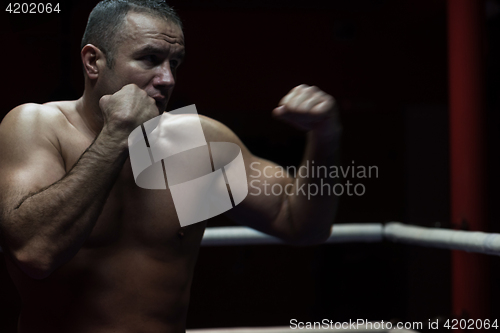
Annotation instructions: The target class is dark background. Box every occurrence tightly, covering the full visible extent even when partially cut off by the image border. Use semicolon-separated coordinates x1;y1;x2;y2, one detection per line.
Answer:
1;0;500;331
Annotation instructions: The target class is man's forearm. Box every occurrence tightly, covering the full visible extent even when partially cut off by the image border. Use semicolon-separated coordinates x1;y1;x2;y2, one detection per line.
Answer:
287;120;341;244
4;127;128;278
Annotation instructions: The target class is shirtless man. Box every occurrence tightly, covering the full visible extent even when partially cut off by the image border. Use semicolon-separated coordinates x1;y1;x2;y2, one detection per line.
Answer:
0;0;341;332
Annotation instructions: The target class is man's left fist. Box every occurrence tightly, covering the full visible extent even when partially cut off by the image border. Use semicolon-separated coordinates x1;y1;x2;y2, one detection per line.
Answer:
272;84;340;134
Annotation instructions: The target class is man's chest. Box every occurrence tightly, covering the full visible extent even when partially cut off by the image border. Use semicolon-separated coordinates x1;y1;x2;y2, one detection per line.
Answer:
58;127;207;253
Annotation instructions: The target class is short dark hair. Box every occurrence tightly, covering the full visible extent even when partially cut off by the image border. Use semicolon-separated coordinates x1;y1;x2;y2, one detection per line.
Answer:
81;0;182;68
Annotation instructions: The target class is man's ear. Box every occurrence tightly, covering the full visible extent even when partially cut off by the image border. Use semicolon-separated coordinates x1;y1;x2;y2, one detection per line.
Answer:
81;44;106;79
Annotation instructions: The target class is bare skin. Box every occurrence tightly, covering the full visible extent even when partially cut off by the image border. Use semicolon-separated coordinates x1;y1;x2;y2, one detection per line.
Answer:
0;12;341;333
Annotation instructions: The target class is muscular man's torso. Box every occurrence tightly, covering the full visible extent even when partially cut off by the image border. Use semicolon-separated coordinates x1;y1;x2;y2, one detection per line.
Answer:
5;101;207;333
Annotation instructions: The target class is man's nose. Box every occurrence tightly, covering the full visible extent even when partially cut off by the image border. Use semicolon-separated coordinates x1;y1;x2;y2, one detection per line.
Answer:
154;62;175;88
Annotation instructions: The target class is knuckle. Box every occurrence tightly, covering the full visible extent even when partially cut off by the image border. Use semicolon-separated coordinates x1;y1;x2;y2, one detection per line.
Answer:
309;86;324;94
99;95;109;106
135;89;147;98
127;84;140;94
313;92;326;101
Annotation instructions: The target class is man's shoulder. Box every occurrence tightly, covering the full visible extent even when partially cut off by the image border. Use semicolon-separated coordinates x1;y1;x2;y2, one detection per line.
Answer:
197;114;239;143
0;102;71;148
2;102;68;129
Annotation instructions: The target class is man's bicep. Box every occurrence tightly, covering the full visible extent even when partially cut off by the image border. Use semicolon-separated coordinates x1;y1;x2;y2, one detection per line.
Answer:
199;115;293;235
225;154;294;235
0;107;66;214
1;150;66;210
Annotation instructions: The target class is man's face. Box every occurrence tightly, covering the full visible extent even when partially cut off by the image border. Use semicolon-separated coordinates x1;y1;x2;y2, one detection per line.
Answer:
99;12;185;113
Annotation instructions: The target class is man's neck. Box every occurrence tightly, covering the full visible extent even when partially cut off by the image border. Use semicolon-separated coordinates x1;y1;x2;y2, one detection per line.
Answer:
77;90;105;137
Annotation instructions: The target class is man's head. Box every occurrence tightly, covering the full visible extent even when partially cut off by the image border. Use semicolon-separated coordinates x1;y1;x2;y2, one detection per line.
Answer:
81;0;182;69
81;0;185;113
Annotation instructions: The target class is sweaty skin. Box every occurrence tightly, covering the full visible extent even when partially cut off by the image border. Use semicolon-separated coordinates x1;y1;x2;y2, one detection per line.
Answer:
0;11;340;333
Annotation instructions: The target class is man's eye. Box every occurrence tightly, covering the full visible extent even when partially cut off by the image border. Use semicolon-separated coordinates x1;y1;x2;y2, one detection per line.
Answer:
142;55;158;64
170;60;179;69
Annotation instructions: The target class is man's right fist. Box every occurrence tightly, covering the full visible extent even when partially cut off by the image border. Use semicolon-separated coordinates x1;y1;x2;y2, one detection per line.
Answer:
99;84;159;135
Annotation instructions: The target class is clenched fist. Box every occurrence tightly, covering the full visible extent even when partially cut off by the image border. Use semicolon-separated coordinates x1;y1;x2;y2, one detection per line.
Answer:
99;84;159;136
272;84;341;137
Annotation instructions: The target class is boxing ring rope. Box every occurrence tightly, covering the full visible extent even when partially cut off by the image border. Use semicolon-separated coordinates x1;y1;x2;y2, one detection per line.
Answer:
201;223;500;256
384;223;500;255
201;223;383;246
